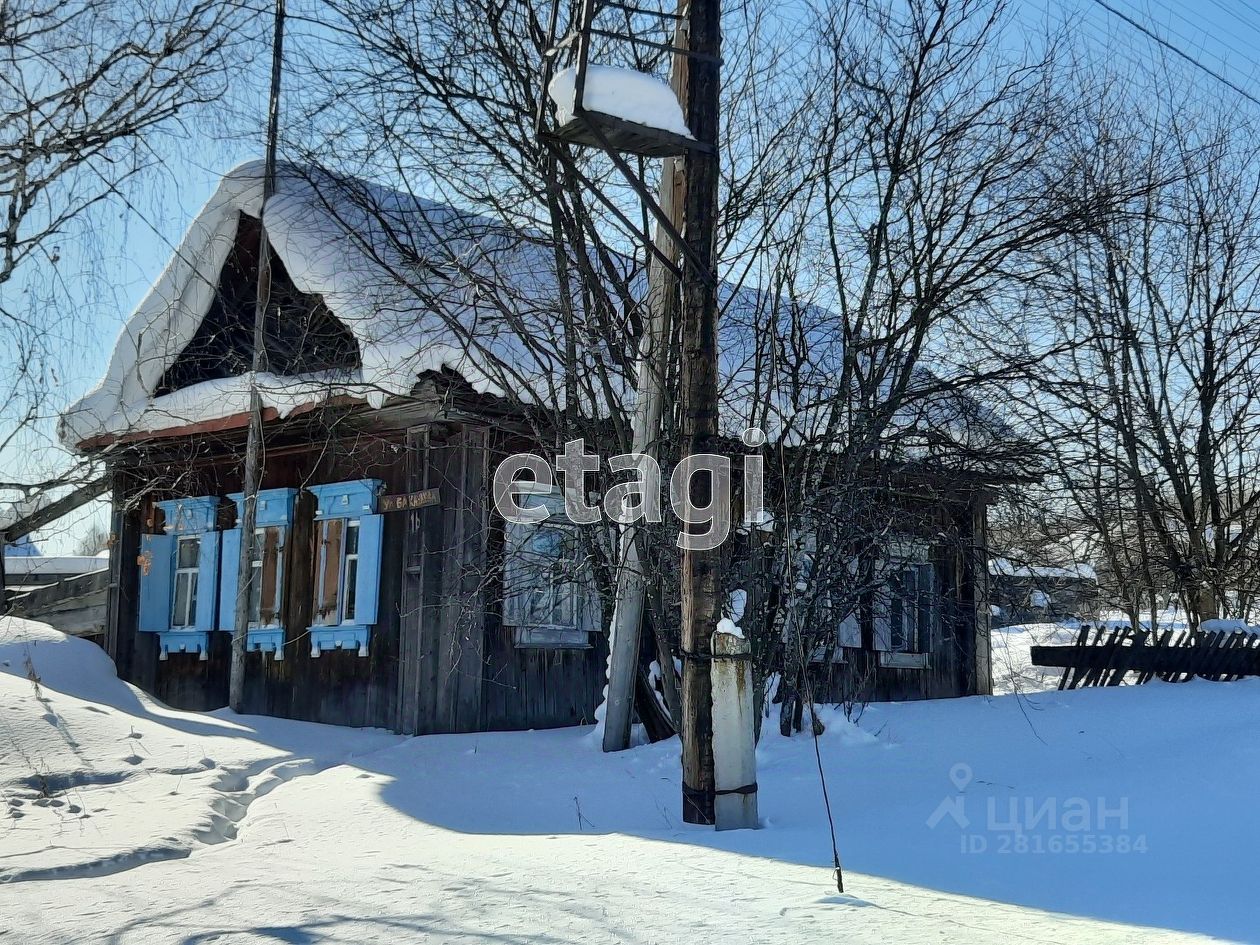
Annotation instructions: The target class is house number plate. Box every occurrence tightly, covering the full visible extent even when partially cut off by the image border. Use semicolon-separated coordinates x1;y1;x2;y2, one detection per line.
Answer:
379;488;441;512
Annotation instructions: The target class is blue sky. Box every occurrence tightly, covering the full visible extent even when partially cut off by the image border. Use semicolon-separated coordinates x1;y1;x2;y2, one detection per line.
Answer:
10;0;1260;553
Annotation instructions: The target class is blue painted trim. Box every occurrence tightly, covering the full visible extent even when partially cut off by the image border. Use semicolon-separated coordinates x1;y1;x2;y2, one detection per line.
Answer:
138;533;175;633
308;480;383;520
155;497;220;535
246;627;286;655
227;487;298;528
156;630;209;661
216;528;241;631
308;625;370;657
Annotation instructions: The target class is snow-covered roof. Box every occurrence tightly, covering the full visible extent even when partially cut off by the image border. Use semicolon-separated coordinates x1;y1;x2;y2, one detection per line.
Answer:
989;558;1098;581
61;162;1012;471
3;555;106;578
60;162;559;449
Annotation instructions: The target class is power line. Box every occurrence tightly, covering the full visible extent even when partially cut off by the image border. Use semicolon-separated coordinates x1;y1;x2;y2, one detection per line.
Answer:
1087;0;1260;108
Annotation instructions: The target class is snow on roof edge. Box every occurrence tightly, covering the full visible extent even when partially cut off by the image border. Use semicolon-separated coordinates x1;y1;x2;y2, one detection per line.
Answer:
58;162;518;451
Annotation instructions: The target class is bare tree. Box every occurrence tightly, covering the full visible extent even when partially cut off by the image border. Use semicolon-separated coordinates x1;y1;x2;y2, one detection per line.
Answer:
267;0;1081;736
1021;83;1260;630
1;0;249;505
723;0;1082;727
74;521;110;557
277;0;815;729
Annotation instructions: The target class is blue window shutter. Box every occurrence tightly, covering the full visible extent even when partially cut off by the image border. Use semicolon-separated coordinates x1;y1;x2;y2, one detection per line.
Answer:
138;534;175;633
354;514;384;625
194;531;220;631
218;528;241;631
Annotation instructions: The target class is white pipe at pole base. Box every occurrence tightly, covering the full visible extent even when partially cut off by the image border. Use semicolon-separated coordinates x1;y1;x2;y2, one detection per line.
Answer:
711;619;758;830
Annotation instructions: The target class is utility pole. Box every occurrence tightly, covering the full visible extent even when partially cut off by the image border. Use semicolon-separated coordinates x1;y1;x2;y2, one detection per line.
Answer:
678;0;721;825
229;0;285;713
0;531;7;613
602;2;689;754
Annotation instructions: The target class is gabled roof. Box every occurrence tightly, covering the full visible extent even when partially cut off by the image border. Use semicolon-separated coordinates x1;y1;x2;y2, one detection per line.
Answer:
60;161;566;450
989;558;1098;581
61;162;1013;474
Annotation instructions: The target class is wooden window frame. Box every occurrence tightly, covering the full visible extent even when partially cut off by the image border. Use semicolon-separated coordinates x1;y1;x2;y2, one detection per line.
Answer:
875;543;937;669
502;493;597;649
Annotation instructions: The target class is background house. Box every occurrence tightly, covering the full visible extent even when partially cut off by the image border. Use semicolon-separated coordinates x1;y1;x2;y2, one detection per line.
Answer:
989;557;1100;625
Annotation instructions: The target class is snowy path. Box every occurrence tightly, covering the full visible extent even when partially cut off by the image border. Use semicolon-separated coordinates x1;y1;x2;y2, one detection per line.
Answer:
3;618;1258;944
6;751;1209;945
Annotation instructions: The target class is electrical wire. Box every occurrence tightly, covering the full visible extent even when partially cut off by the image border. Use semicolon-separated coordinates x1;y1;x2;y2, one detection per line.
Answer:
767;327;845;895
1085;0;1260;108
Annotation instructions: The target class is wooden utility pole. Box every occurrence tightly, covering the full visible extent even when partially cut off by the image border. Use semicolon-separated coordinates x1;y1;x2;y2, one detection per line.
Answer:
678;0;721;825
602;4;689;754
0;531;7;613
229;0;285;713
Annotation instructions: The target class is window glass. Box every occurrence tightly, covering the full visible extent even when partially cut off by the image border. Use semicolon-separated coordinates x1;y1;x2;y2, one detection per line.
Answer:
885;560;934;653
315;519;345;625
313;517;363;625
171;536;201;628
890;567;915;652
344;557;359;622
915;563;934;648
512;524;580;629
247;526;285;627
177;536;200;569
342;520;360;624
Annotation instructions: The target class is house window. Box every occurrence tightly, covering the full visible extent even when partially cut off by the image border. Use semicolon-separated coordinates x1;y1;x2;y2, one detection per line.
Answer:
248;526;285;627
502;492;598;648
218;488;298;658
874;543;937;668
305;480;384;657
888;562;935;652
171;536;202;628
790;531;861;661
314;517;365;627
139;497;222;661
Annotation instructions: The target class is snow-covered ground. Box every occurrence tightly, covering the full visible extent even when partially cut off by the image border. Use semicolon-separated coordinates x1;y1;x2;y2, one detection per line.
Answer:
991;621;1080;693
4;616;1258;943
989;609;1241;695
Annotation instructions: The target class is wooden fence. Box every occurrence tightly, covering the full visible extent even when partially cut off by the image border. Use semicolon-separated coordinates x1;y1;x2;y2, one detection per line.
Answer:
7;568;109;641
1030;625;1260;690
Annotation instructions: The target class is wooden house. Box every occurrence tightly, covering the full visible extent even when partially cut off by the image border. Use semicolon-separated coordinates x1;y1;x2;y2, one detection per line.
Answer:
989;558;1100;625
60;162;1000;735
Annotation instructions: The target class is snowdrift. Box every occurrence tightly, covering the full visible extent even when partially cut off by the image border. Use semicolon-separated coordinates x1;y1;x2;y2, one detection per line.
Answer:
0;617;398;882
